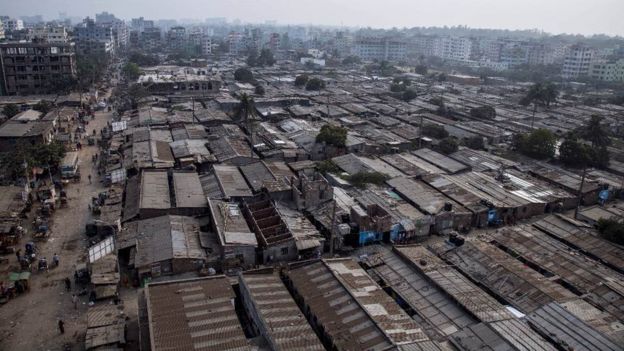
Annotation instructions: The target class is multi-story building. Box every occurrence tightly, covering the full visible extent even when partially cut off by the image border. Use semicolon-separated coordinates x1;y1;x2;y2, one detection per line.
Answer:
31;25;69;43
0;19;5;40
4;19;24;32
0;41;77;95
433;36;472;61
562;44;594;79
589;59;624;81
74;17;115;56
227;31;246;55
334;31;353;56
267;33;280;52
410;35;436;57
141;27;162;52
95;12;129;50
167;26;186;52
353;37;407;62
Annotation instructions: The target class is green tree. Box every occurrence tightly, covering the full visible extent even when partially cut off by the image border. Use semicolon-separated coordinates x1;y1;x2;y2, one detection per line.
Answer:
254;84;265;95
521;81;559;127
415;64;428;75
422;124;449;139
2;104;20;119
587;145;610;169
123;62;142;81
464;136;485;150
316;160;340;174
128;52;160;66
346;171;389;189
559;136;590;168
342;55;361;65
470;105;496;120
305;77;325;91
516;129;557;159
402;89;418;102
294;74;309;87
33;100;53;115
127;84;149;109
596;218;624;245
234;68;254;83
258;49;276;66
580;115;610;148
316;124;347;147
390;83;406;92
246;49;258;67
438;137;459;154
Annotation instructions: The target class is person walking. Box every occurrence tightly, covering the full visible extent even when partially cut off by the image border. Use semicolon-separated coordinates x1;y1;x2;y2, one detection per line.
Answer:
52;253;60;267
88;174;92;184
15;249;21;262
64;277;71;292
58;319;65;334
72;294;78;309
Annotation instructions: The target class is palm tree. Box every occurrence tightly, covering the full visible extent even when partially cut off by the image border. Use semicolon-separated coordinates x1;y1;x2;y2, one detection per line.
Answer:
234;93;258;157
521;82;558;128
582;115;610;148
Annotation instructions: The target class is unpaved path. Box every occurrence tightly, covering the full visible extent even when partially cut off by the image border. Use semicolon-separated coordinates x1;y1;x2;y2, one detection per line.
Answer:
0;107;113;351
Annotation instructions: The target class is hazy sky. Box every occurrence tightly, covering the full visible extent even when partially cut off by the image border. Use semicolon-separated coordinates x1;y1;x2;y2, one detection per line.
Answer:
2;0;623;36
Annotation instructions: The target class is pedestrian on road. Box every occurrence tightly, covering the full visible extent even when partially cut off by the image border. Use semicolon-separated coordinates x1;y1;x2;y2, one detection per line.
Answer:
72;294;78;309
64;277;71;292
15;249;21;262
88;174;92;184
53;253;60;267
58;319;65;334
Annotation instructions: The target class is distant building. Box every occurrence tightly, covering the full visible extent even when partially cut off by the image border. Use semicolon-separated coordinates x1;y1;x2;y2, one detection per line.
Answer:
562;44;594;79
0;19;5;40
353;37;407;62
167;26;186;52
589;59;624;82
4;19;24;31
433;36;472;61
0;41;77;96
73;17;115;56
31;25;69;43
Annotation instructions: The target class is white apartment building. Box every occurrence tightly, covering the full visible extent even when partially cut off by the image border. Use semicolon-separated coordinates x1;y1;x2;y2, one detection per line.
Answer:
0;20;5;40
31;26;69;43
353;37;407;62
562;45;594;79
5;19;24;31
589;59;624;82
433;37;472;61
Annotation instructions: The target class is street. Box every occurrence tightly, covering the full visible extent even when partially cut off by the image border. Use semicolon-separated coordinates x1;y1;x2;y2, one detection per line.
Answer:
0;107;112;351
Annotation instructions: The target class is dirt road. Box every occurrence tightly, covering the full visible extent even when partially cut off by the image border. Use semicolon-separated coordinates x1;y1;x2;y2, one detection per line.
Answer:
0;108;113;351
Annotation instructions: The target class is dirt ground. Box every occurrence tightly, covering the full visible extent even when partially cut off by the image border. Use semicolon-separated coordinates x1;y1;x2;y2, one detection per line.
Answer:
0;106;117;351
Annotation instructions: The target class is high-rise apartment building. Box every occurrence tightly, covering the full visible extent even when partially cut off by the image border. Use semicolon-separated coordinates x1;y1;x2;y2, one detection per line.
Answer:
589;59;624;82
562;45;594;79
74;17;115;56
0;41;77;95
353;37;406;62
31;25;69;43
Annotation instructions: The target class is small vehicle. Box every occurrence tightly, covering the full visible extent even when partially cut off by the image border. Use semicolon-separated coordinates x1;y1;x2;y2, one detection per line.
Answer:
37;258;48;272
87;136;95;146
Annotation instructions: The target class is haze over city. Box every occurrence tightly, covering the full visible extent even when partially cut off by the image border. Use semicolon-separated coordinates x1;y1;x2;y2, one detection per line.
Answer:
0;1;624;351
1;0;624;36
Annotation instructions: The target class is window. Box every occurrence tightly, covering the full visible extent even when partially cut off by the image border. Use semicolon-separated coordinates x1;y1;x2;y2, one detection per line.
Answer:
281;247;288;256
18;47;27;54
50;47;58;54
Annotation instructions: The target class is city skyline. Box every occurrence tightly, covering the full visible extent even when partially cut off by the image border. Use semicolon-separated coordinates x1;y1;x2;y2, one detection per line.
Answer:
1;0;623;37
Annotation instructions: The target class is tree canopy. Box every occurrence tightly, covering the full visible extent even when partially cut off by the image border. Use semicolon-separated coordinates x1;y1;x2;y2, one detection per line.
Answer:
122;62;142;81
342;56;361;65
254;84;265;95
438;137;459;155
346;171;389;189
402;89;418;102
514;129;557;160
578;115;610;148
520;82;558;108
463;136;485;150
316;124;347;147
0;141;66;180
247;48;276;67
2;104;20;119
559;136;591;168
128;52;160;66
415;64;428;75
597;218;624;245
470;105;496;120
234;68;254;83
305;77;326;91
294;74;309;87
422;124;449;139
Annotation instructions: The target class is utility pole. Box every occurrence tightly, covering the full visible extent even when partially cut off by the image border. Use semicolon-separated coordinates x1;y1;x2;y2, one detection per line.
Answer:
418;113;424;149
574;166;588;219
329;200;337;257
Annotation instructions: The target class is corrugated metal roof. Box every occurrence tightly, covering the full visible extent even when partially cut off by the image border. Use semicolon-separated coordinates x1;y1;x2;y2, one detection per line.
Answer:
288;260;394;351
239;272;325;350
146;276;251;351
527;302;623;351
395;246;514;322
